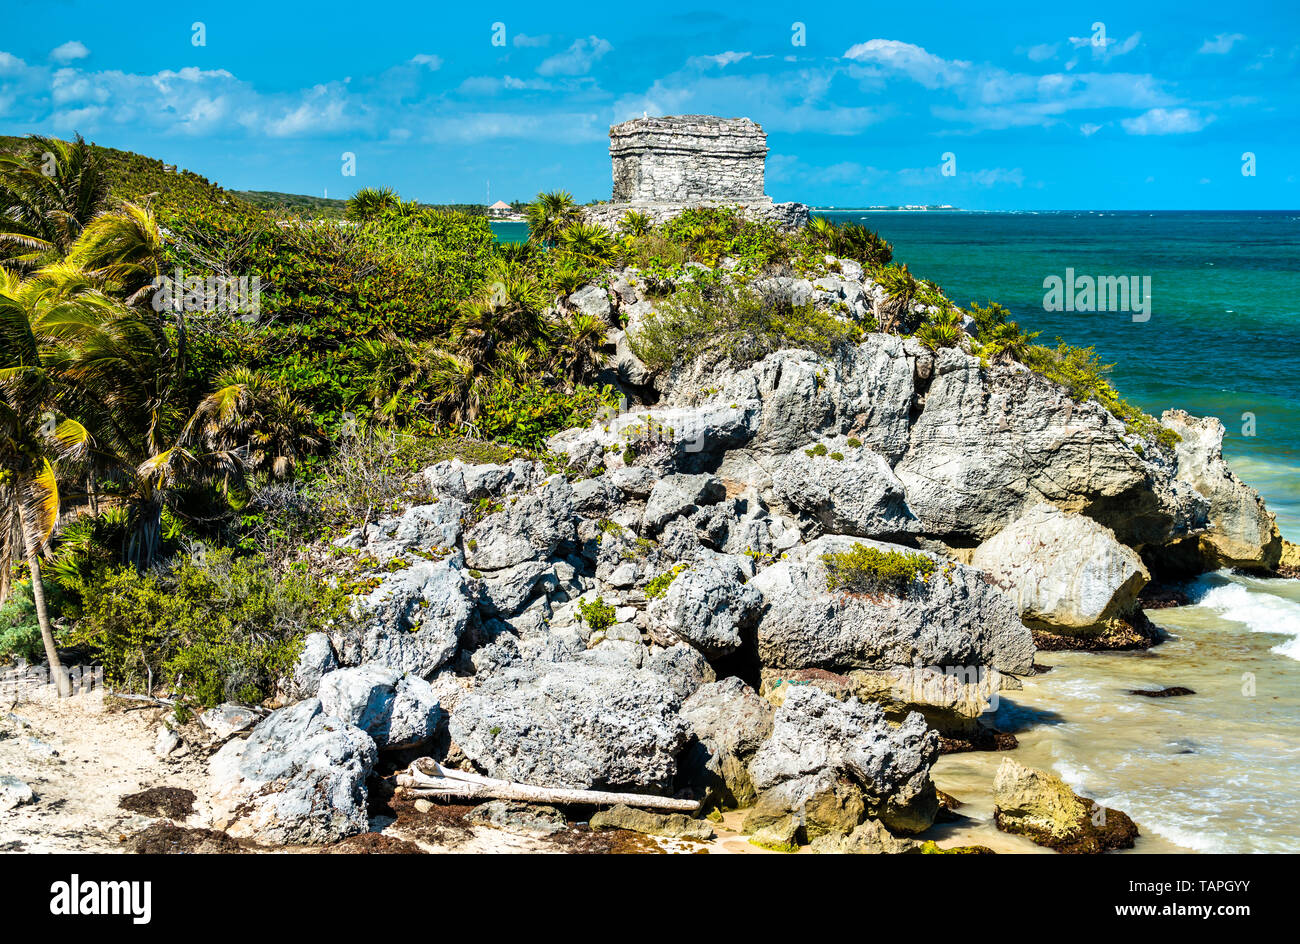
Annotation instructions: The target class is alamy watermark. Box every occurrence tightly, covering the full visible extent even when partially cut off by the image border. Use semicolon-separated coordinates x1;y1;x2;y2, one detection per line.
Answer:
1043;268;1151;322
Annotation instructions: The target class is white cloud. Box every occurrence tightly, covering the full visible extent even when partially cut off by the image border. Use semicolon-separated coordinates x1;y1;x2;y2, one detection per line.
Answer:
1026;44;1057;62
410;54;443;70
1199;33;1245;55
692;51;751;68
1080;122;1104;136
513;34;551;48
843;39;971;89
537;36;612;76
50;40;89;63
1121;107;1213;135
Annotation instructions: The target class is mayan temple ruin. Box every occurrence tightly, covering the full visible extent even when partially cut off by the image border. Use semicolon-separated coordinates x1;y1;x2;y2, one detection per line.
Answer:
584;115;809;231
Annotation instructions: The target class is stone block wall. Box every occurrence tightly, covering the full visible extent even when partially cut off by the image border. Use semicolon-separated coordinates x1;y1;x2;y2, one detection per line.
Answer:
610;115;768;203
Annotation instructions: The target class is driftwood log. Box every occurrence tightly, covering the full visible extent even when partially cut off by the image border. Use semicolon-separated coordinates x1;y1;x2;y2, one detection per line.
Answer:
396;758;701;812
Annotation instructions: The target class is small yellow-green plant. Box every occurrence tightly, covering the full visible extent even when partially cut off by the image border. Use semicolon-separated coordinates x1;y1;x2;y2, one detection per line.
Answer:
822;543;936;596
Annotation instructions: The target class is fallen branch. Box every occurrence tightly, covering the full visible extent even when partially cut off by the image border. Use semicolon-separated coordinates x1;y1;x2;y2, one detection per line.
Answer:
396;758;700;813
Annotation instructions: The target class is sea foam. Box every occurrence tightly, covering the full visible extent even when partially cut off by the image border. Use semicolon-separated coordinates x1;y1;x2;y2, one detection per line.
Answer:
1188;572;1300;661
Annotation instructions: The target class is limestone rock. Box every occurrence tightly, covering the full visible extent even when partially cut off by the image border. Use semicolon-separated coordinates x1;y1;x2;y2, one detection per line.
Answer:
744;686;940;842
1162;410;1282;569
993;757;1138;853
318;664;442;750
642;473;726;536
343;559;473;677
751;535;1035;676
768;440;915;537
680;677;774;807
466;800;567;835
589;804;714;840
449;660;689;792
0;774;34;811
645;554;762;658
807;818;920;854
199;704;261;740
644;643;717;701
464;475;576;571
209;699;377;845
971;503;1150;634
288;632;337;700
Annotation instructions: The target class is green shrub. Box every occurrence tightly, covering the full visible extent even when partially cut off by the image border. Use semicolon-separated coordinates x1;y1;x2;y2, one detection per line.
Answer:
0;583;51;664
822;544;936;596
644;565;686;600
69;548;350;706
804;443;829;458
576;596;617;633
629;280;862;371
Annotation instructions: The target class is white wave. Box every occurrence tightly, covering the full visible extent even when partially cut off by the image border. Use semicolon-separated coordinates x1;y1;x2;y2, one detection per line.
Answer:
1188;573;1300;660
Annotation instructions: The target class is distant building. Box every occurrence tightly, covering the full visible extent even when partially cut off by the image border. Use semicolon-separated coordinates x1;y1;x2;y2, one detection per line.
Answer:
584;115;808;232
488;199;513;218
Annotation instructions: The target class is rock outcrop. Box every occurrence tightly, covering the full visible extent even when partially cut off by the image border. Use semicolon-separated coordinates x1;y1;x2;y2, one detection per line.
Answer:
743;687;940;847
993;757;1138;854
209;699;377;845
971;503;1150;636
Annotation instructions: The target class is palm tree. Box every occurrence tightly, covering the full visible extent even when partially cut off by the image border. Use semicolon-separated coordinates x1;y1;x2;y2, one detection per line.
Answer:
37;292;244;568
619;211;653;237
0;134;110;269
557;221;614;266
525;191;579;245
346;186;399;222
0;267;96;694
452;266;551;364
552;311;609;383
185;367;321;482
67;201;165;305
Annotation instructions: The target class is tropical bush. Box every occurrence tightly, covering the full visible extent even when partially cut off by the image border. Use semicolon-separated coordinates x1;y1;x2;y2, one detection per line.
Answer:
822;544;937;596
69;548;349;706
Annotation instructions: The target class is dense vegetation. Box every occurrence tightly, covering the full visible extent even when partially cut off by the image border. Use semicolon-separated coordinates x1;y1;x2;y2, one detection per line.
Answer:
0;133;1173;708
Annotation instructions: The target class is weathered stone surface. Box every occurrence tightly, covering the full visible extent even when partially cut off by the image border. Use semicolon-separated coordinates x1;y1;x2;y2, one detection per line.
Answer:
993;757;1139;853
807;818;921;854
644;643;717;701
642;473;726;536
744;686;940;842
645;554;762;658
421;458;547;502
334;500;464;561
464;476;576;571
288;632;337;700
449;660;689;792
971;503;1150;633
768;441;916;537
209;699;377;844
199;704;261;740
589;804;714;840
1162;409;1282;569
0;774;34;811
751;536;1035;676
318;665;442;750
466;800;567;835
894;348;1205;547
609;115;768;204
680;677;774;807
343;559;473;678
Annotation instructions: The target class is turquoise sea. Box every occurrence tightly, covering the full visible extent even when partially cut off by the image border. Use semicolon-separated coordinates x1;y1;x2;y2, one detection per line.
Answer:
494;210;1300;538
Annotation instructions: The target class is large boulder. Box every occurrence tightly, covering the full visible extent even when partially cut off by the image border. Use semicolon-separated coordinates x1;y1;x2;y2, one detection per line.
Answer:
449;660;690;792
286;632;337;700
751;536;1035;676
971;503;1150;634
894;348;1205;547
464;475;576;571
993;757;1139;854
744;686;940;843
334;500;464;561
1161;410;1283;570
209;699;377;845
645;554;762;658
642;473;726;536
680;677;774;808
340;558;474;677
318;665;442;750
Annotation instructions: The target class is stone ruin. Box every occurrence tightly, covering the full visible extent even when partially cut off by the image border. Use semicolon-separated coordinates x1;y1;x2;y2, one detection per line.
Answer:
584;115;809;232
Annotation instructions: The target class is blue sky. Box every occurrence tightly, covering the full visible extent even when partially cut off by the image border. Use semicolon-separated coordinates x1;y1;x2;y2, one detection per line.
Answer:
2;0;1296;209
